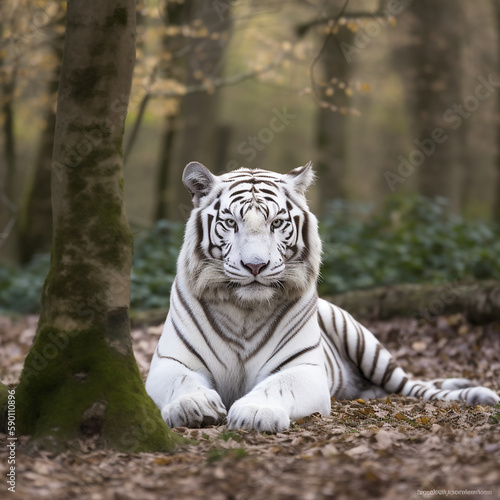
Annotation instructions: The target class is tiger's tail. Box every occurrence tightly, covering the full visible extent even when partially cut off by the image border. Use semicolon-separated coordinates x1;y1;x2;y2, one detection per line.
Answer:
318;299;499;406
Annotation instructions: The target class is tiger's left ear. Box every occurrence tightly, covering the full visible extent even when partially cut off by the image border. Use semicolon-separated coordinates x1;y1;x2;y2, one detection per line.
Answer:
284;162;315;195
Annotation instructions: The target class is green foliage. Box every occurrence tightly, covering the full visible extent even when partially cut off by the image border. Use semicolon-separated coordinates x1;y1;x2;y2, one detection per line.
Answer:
319;196;500;295
0;254;50;314
218;430;243;443
2;197;500;314
130;219;183;310
0;220;183;314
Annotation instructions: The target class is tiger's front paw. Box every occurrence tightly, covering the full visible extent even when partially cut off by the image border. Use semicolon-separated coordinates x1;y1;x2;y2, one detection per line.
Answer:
227;400;290;433
161;390;227;428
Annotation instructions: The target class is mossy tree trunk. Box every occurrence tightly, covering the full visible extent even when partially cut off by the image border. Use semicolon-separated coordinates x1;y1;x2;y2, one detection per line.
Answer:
14;0;182;453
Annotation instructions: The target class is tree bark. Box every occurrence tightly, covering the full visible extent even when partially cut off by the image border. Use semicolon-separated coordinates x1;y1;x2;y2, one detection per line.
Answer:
324;281;500;324
315;26;354;208
0;59;17;255
393;1;463;211
155;114;177;220
14;0;182;453
152;0;188;221
493;0;500;223
0;65;16;199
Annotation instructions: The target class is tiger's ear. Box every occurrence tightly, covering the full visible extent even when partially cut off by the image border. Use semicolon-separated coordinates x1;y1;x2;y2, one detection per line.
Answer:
284;161;315;195
183;161;216;207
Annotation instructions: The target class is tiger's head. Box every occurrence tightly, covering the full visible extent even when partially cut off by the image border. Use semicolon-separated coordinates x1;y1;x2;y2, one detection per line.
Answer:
178;161;322;307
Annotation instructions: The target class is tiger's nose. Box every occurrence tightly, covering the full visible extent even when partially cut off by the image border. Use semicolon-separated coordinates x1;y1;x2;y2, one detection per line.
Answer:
242;261;269;276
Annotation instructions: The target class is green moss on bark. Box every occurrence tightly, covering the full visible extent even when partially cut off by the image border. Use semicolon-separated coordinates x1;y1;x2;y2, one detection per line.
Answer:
70;67;102;102
44;142;132;314
16;317;182;452
69;64;118;103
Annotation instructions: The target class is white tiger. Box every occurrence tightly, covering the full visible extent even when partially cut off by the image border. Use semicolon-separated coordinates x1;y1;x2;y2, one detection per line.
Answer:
146;161;499;432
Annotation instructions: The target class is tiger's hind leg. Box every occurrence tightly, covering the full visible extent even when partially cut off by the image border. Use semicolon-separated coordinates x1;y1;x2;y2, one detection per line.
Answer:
318;299;499;406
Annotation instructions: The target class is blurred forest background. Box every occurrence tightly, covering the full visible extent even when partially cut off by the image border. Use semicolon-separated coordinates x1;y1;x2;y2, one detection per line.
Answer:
1;0;500;313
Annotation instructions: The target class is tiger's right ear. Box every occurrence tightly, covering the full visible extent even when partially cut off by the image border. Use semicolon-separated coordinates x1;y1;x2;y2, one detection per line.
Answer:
182;161;216;207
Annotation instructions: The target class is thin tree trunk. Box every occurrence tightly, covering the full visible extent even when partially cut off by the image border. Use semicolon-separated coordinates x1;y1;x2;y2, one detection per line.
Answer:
155;115;177;220
152;0;188;221
169;89;219;219
393;1;463;211
458;111;474;213
0;17;16;197
493;0;500;223
316;27;354;207
14;0;181;452
0;59;17;256
167;0;232;220
18;33;63;263
1;69;16;198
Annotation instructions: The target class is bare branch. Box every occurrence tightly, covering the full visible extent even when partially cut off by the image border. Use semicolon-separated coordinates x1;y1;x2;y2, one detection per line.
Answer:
149;57;287;99
297;9;389;37
124;57;287;164
124;94;150;166
0;191;18;250
308;0;350;103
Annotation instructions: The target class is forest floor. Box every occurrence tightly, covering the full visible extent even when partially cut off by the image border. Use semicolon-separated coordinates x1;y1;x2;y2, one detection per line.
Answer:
1;313;499;500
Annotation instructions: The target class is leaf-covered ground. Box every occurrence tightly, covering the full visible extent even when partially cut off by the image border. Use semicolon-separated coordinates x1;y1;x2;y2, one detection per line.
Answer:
1;313;499;500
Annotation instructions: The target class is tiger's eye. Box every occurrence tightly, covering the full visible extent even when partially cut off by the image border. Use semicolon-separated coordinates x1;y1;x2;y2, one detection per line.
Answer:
272;219;284;228
225;219;236;228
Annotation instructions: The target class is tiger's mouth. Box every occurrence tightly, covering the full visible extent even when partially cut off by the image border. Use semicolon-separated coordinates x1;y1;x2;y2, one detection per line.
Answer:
229;280;281;290
228;279;281;306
